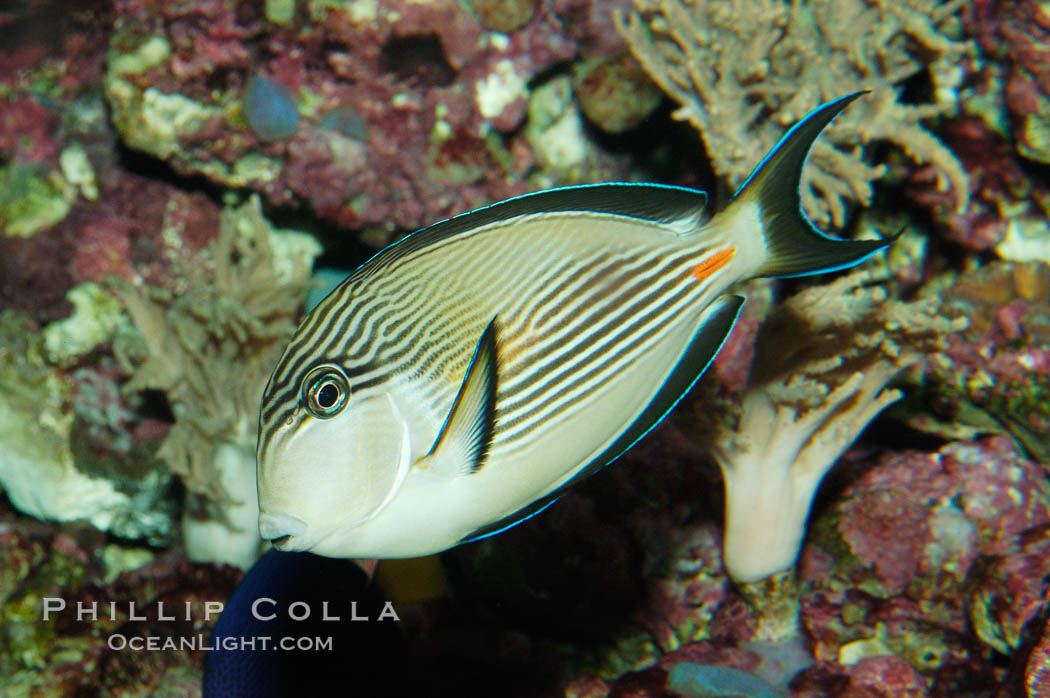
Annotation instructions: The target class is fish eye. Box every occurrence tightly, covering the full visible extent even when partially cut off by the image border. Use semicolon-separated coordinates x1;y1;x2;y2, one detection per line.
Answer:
301;365;350;418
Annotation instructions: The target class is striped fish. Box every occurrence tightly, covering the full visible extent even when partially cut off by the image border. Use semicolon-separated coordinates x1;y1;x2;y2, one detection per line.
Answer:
257;92;894;558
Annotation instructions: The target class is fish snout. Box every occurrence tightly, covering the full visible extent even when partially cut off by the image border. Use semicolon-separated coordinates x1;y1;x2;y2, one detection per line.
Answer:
259;512;309;550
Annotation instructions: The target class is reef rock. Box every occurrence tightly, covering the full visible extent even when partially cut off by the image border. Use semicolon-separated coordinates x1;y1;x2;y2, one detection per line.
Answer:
0;312;174;544
101;0;605;242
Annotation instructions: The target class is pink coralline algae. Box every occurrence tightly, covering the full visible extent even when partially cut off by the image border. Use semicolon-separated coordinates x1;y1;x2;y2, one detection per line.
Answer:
0;95;72;319
550;0;633;58
0;69;226;316
791;654;929;698
968;0;1050;165
835;438;1050;595
0;223;78;322
0;95;60;166
919;261;1050;463
71;217;136;283
905;0;1050;253
0;1;226;320
969;524;1050;657
631;521;736;651
103;0;606;239
0;1;109;167
905;115;1047;253
782;436;1050;690
56;171;225;313
843;654;929;698
0;1;111;101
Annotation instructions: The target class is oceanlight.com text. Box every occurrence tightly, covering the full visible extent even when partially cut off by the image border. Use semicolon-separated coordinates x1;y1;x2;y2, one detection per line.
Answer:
107;634;335;652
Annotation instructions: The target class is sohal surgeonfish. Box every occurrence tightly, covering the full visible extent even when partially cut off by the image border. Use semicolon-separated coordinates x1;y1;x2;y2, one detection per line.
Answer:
256;92;895;558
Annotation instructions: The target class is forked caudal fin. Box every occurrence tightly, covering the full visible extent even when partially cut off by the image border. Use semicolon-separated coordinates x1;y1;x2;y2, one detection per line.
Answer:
728;91;900;278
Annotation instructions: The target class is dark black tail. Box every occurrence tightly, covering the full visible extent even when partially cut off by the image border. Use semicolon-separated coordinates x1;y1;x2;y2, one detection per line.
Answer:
728;91;899;278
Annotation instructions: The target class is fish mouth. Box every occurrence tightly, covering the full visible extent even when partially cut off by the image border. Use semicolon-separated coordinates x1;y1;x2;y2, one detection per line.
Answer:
259;512;309;551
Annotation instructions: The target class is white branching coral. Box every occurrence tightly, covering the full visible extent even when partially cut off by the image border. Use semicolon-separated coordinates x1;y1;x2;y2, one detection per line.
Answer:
718;363;905;584
691;271;966;585
616;0;972;227
115;196;320;567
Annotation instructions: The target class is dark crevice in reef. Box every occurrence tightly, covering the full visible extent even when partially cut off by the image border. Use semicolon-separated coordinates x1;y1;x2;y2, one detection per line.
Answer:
381;34;458;88
113;142;228;208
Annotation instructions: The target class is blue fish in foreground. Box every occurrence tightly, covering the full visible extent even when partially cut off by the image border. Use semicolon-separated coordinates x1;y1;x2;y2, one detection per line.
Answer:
257;92;895;558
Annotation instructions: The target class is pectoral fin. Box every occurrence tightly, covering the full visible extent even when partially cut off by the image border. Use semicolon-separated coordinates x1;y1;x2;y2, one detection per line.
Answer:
459;294;746;544
420;318;499;477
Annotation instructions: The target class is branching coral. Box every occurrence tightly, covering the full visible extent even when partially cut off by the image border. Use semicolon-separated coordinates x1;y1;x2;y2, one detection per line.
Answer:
688;271;967;590
719;367;903;585
615;0;972;227
114;196;319;567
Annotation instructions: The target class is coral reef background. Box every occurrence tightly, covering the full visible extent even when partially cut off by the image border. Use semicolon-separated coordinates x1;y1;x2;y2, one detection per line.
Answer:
1;0;1049;696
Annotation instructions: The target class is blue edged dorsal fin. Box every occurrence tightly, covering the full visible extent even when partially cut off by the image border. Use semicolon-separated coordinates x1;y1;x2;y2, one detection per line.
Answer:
459;295;746;545
348;184;709;280
418;183;707;241
421;317;499;477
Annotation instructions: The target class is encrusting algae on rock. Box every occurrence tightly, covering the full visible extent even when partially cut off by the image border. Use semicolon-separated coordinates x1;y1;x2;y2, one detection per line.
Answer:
0;310;175;544
616;0;972;227
906;260;1050;464
114;196;319;569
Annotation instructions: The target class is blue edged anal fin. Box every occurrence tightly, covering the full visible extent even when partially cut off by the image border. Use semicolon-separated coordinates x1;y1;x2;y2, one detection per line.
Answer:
421;317;499;477
459;294;746;544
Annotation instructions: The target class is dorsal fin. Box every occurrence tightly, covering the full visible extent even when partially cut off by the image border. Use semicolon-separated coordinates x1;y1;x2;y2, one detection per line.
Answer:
347;184;709;282
417;183;707;241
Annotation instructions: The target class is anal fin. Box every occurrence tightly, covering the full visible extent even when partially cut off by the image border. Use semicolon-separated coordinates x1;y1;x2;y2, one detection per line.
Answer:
419;317;499;477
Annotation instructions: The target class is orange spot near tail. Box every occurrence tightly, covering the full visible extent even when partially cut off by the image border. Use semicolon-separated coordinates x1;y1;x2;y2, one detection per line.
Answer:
692;247;735;280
